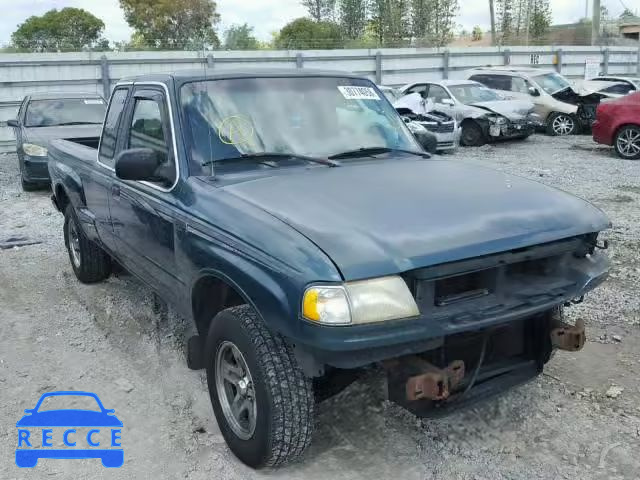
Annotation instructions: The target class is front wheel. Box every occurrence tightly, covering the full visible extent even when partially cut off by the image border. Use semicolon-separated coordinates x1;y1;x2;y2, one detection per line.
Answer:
205;305;315;468
546;112;577;136
614;125;640;160
460;121;486;147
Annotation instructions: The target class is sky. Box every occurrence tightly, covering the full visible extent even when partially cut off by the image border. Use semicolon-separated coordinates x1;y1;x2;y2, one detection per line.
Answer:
0;0;630;46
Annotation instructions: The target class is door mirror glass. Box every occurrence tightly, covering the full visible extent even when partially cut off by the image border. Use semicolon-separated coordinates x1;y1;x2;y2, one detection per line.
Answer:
440;98;455;106
115;148;163;181
7;119;19;128
528;86;541;97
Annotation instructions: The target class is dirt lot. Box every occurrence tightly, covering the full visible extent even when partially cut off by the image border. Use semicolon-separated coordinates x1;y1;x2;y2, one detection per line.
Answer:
1;134;639;480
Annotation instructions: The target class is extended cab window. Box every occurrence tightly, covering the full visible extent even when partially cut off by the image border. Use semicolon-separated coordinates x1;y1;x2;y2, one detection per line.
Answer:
99;88;129;168
128;97;175;186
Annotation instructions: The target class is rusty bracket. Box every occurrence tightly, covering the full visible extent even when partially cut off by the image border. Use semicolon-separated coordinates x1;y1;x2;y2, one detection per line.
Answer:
405;360;465;401
550;318;585;352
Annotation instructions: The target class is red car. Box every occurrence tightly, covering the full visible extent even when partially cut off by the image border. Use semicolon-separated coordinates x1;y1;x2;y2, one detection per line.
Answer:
593;92;640;159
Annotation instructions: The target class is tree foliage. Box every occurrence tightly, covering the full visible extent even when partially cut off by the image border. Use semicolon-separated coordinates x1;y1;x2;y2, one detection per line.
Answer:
339;0;367;39
224;24;260;50
496;0;551;45
302;0;336;21
119;0;220;49
472;25;483;41
528;0;551;43
275;18;343;49
11;8;105;51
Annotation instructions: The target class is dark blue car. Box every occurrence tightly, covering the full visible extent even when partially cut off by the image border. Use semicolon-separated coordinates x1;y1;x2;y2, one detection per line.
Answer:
16;391;123;468
48;69;610;469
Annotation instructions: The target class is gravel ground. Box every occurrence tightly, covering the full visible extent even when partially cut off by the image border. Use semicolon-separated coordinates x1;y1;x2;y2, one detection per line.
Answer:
0;134;639;480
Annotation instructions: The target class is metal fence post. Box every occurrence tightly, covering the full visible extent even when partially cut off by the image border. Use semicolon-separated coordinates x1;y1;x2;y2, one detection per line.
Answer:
375;51;382;84
296;53;304;69
555;48;563;74
100;56;110;99
503;48;511;66
442;50;450;80
603;48;609;75
206;54;215;69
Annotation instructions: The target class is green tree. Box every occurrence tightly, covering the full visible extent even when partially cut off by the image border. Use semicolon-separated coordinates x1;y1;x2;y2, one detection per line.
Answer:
11;8;105;52
275;18;343;49
119;0;220;49
426;0;459;46
619;8;636;20
385;0;411;46
411;0;431;38
223;24;260;50
496;0;514;44
472;25;483;41
367;0;388;46
529;0;551;43
301;0;336;21
339;0;367;39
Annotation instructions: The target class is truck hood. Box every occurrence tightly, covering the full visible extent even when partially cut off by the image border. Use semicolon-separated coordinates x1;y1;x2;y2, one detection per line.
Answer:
24;124;102;146
468;100;534;120
222;158;609;280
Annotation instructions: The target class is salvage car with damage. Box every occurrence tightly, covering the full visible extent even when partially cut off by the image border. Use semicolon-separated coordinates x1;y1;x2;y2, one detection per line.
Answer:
467;67;611;136
398;80;538;146
47;69;611;469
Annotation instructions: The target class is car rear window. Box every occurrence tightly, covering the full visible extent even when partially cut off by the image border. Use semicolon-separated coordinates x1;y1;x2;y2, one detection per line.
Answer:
25;98;106;127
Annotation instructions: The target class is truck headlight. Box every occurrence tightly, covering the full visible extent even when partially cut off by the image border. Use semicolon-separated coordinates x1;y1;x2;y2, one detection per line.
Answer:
302;276;419;326
23;143;48;157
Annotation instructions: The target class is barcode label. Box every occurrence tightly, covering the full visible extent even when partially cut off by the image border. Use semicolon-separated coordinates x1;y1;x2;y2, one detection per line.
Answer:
338;86;380;101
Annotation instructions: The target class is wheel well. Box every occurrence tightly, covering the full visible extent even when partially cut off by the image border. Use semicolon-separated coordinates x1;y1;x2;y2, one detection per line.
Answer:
55;184;70;212
614;123;640;139
191;275;246;336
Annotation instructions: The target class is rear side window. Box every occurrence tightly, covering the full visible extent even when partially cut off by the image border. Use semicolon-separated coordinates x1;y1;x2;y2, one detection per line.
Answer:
99;88;129;168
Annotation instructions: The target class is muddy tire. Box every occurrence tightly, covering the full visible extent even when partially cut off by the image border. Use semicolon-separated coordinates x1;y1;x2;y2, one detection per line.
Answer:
205;305;314;468
460;121;486;147
546;112;577;136
614;125;640;160
63;205;111;283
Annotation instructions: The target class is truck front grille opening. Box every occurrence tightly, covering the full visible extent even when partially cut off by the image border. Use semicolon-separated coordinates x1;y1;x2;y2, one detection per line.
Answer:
434;270;495;307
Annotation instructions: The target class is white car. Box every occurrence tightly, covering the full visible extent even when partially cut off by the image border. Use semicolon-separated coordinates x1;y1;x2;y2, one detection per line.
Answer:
398;80;538;146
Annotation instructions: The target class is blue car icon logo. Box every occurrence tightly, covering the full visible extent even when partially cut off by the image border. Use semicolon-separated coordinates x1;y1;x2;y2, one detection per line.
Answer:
16;391;123;468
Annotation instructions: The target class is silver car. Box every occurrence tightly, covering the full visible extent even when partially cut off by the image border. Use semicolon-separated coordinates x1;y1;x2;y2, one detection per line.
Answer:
398;80;538;147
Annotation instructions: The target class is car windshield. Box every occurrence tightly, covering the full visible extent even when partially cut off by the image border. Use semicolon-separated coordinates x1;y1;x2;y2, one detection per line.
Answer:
37;395;102;412
532;73;572;95
180;76;418;174
448;84;501;103
25;98;106;127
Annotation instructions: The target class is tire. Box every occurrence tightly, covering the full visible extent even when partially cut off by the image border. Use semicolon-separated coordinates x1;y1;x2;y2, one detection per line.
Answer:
614;125;640;160
205;305;314;468
63;205;111;283
20;175;40;192
186;335;205;370
460;121;486;147
546;112;577;136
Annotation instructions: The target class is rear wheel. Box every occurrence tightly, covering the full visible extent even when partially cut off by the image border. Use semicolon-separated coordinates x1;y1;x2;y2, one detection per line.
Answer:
460;121;486;147
614;125;640;160
205;305;314;468
546;112;577;136
63;205;111;283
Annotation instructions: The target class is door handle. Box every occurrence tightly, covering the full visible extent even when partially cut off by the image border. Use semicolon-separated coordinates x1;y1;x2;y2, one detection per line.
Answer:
111;184;120;198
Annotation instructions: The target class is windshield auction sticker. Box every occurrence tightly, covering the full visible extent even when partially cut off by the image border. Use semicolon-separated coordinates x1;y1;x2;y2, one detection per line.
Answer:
338;86;380;101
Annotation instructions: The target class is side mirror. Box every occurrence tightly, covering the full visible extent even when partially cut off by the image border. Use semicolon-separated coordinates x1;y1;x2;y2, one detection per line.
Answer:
115;148;162;181
528;87;540;97
440;98;455;106
7;119;19;128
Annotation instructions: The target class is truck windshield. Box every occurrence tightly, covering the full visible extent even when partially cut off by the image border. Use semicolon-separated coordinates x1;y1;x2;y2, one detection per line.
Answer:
180;76;418;173
532;73;571;95
25;98;106;127
448;84;501;103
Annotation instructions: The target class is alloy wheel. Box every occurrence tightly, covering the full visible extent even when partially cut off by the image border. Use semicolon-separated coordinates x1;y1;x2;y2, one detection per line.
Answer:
67;218;81;268
616;127;640;158
552;115;575;136
215;341;257;440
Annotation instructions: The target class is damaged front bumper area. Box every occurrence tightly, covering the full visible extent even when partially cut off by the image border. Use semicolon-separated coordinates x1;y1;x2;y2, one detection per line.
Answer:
485;114;538;139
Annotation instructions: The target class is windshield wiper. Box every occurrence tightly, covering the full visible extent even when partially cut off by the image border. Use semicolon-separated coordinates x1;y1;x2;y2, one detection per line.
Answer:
328;147;429;160
201;152;340;168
